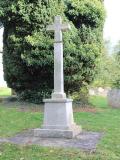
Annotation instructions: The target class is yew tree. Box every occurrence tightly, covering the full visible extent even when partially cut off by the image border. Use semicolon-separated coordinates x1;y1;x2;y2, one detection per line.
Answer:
0;0;105;103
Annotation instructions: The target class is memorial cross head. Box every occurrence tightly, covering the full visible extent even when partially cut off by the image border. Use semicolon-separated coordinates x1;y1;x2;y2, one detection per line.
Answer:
46;16;71;99
47;16;71;42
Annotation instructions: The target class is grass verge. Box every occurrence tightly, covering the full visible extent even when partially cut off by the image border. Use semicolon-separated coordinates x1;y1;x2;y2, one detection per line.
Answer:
0;88;11;97
0;96;120;159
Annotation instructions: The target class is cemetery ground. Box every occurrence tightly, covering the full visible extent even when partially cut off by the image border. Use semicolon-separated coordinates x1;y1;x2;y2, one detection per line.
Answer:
0;88;11;97
0;88;120;159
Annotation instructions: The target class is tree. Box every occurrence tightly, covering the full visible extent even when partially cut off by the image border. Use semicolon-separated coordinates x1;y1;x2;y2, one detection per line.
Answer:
0;0;105;103
113;41;120;88
92;40;120;88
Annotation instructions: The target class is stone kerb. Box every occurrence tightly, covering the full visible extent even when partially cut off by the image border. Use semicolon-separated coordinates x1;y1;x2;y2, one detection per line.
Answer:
107;89;120;108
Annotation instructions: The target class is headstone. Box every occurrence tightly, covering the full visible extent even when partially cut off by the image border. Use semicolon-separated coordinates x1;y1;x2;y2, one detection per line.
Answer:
107;89;120;108
34;16;81;138
89;87;110;97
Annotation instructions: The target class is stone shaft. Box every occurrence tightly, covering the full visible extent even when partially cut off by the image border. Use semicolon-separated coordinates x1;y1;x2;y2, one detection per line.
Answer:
52;42;65;99
47;16;71;99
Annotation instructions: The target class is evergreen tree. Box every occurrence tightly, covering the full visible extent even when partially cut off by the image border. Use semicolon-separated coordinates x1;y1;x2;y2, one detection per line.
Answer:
113;41;120;88
0;0;105;103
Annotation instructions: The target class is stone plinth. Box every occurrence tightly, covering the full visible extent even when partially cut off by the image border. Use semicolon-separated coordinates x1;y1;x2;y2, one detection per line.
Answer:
34;99;81;138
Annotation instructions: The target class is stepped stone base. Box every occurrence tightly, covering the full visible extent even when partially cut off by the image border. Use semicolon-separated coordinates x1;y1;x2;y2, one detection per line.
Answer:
34;125;81;139
0;130;103;151
34;98;82;138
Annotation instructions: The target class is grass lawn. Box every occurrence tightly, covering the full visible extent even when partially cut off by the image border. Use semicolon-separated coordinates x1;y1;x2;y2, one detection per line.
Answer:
0;87;11;97
89;96;109;109
0;94;120;159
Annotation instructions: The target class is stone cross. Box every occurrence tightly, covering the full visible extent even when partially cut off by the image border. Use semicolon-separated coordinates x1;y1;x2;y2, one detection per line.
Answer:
34;16;81;138
47;16;71;99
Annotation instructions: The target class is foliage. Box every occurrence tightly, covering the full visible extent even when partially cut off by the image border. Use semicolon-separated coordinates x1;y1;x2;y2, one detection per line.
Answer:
92;40;120;88
71;86;89;105
92;54;117;87
0;0;105;103
112;41;120;88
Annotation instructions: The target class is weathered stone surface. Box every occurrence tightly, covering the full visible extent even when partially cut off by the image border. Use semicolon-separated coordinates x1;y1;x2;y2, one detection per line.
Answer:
34;16;81;138
0;138;9;143
34;124;81;139
0;130;103;151
34;99;81;138
43;99;74;130
47;16;71;99
107;89;120;108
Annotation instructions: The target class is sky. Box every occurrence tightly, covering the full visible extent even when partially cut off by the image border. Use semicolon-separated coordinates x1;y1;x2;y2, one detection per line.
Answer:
104;0;120;45
0;0;120;50
0;28;3;51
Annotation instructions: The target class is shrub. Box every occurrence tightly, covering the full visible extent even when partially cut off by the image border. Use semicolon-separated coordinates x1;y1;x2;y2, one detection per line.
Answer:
0;0;105;103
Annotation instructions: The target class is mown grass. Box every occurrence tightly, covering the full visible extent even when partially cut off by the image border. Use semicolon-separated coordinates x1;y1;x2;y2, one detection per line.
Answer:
0;87;11;97
0;94;120;159
89;96;109;109
0;107;43;137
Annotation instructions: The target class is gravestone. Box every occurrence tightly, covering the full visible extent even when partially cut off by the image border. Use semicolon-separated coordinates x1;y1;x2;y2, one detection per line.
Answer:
107;89;120;108
34;16;81;138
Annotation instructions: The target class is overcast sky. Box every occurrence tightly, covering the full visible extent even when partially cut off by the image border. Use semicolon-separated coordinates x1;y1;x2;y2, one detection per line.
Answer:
0;28;3;51
104;0;120;45
0;0;120;50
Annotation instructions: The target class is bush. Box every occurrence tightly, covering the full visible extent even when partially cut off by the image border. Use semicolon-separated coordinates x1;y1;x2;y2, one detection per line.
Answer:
113;41;120;89
0;0;105;103
71;86;89;106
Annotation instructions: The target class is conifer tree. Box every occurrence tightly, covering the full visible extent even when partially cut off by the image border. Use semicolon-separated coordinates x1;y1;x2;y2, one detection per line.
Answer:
0;0;105;103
